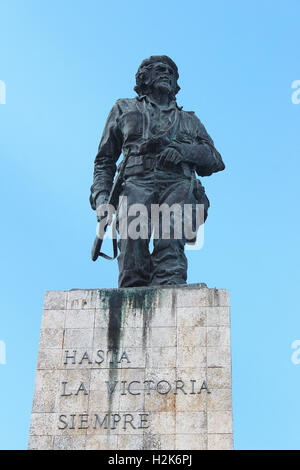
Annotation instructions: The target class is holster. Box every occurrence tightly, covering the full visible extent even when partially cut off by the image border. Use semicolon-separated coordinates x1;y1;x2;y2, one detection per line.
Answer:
124;154;146;177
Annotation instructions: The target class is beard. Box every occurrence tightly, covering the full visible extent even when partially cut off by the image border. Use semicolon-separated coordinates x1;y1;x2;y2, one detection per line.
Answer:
152;79;173;95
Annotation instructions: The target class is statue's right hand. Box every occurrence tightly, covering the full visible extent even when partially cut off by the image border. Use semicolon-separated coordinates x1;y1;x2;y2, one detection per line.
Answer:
96;193;111;223
96;192;109;208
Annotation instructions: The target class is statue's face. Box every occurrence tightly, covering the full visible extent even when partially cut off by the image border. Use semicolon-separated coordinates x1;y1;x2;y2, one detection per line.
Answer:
148;62;177;95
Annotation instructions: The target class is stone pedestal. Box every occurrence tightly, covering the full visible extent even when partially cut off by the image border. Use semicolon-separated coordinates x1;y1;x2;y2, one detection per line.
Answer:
28;285;233;450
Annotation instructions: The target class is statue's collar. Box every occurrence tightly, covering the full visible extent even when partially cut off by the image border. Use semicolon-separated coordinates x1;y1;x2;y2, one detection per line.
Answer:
136;95;183;110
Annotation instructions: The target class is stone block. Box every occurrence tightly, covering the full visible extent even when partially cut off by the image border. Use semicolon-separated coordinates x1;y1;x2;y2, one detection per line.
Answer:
207;433;234;450
28;435;54;450
39;329;64;349
44;291;67;310
207;411;233;434
37;349;62;370
65;309;95;329
176;433;207;450
53;435;86;450
41;310;65;329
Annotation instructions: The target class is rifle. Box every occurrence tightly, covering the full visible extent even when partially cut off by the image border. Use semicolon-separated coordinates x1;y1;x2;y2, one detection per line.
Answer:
91;151;131;261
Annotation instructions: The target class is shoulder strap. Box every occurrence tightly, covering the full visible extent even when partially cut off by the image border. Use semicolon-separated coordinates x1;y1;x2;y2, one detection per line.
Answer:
97;219;118;260
98;237;118;260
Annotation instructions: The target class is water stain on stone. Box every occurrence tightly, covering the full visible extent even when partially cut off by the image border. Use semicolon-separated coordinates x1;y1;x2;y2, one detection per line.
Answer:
171;289;176;317
102;287;160;439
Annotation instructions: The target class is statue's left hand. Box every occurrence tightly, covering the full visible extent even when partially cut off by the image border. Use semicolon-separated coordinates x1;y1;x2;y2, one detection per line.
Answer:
160;141;208;167
158;144;183;167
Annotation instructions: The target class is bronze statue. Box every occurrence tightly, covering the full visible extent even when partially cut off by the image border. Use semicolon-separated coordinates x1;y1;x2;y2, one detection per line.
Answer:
90;56;225;287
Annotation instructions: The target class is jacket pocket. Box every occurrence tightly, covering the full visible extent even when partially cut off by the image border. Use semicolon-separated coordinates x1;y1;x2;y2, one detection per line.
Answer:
193;179;210;221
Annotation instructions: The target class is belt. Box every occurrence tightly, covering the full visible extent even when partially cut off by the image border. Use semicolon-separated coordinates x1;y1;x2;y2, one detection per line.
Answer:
126;154;192;177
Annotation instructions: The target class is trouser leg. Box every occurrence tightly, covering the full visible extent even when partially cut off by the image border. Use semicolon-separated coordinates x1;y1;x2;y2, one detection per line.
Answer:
151;237;187;285
118;237;152;287
117;178;154;287
150;176;190;286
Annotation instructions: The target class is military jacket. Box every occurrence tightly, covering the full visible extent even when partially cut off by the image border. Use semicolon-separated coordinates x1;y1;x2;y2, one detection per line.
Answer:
90;96;224;209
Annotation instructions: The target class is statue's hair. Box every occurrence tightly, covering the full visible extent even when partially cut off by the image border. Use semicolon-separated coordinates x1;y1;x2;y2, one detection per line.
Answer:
134;55;180;100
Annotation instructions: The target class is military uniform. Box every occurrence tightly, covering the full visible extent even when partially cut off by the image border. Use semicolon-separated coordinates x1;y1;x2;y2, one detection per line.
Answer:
90;95;225;287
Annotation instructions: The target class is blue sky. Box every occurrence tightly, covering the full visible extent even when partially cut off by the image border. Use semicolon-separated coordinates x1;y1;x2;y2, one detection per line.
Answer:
0;0;299;450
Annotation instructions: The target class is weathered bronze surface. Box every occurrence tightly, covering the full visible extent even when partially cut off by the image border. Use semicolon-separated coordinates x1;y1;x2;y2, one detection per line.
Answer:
90;56;225;287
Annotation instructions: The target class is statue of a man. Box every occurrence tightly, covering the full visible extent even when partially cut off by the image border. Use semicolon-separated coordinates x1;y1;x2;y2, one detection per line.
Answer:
90;55;225;287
